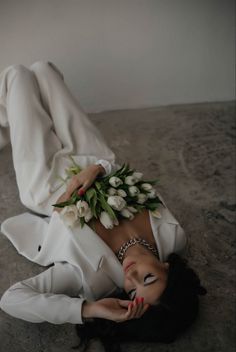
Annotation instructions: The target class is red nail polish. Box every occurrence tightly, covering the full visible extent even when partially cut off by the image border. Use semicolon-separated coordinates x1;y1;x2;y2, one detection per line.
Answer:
78;189;85;196
141;297;144;303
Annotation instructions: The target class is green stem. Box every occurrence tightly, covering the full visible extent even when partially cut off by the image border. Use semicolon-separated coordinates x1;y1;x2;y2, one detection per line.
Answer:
68;155;82;172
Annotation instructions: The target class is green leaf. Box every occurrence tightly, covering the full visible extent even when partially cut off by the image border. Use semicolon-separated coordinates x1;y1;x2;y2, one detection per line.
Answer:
95;181;102;190
85;187;96;202
71;191;79;203
118;162;130;175
90;204;97;218
146;202;162;210
141;178;160;185
80;217;85;228
68;155;83;171
100;162;126;182
98;193;117;220
52;192;77;207
91;191;97;209
52;201;71;208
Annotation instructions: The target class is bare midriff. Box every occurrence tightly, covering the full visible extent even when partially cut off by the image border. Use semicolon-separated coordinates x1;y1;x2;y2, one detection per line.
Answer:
87;208;157;255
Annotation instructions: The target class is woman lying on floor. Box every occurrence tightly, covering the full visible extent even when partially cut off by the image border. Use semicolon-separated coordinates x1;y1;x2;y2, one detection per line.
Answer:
0;61;206;351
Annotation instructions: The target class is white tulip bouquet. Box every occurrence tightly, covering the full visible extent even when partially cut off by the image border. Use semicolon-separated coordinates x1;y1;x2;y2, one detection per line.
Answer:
52;156;163;229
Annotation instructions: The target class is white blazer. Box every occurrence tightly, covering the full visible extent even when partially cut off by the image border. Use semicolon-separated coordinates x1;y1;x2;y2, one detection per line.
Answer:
0;160;187;325
0;203;187;325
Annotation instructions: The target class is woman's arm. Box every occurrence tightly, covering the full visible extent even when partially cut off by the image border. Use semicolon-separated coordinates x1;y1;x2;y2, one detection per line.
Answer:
53;159;121;213
81;297;149;323
53;163;105;213
0;262;148;324
0;262;87;324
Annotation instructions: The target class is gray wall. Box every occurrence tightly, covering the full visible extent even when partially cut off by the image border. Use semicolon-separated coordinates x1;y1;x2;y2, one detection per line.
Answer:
0;0;235;113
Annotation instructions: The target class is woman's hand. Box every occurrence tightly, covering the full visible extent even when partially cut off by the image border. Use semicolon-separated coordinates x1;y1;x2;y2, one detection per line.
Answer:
82;297;149;323
65;164;105;198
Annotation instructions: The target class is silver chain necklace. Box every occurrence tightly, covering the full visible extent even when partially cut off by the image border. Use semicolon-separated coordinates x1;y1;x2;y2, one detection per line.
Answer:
117;237;159;263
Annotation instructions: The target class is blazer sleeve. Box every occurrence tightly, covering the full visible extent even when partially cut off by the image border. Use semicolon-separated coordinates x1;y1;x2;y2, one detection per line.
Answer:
0;262;88;325
94;159;121;177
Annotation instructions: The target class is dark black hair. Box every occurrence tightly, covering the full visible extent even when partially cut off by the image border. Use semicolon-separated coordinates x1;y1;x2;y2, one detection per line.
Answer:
72;253;207;352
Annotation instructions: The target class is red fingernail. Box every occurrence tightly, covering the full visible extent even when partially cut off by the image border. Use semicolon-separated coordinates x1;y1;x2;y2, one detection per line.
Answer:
78;189;85;196
135;298;139;304
129;303;133;308
141;297;144;303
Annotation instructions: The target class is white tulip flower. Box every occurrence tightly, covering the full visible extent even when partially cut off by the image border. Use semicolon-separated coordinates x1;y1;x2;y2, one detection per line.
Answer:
120;207;135;220
60;205;78;227
127;206;138;213
107;195;127;211
147;189;157;199
137;193;148;204
140;183;153;191
107;187;117;196
124;175;137;185
84;208;93;222
99;211;115;229
151;208;162;219
128;186;140;197
116;189;127;197
76;200;90;217
109;176;123;188
113;216;120;226
132;171;143;182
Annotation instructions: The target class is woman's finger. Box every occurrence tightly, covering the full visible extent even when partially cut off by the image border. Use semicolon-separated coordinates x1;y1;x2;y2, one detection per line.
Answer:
128;300;139;319
118;300;132;308
135;297;144;317
124;302;134;320
78;182;90;195
132;297;143;318
78;187;85;196
66;177;81;197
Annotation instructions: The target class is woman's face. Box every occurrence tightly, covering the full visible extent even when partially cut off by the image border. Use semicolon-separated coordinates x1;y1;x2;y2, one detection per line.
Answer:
122;250;169;304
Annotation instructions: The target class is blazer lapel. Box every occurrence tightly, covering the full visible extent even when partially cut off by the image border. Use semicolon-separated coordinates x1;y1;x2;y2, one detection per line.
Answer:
41;212;124;287
69;217;124;288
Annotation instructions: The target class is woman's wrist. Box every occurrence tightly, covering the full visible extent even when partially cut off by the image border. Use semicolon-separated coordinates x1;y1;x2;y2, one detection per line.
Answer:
94;163;106;176
81;301;96;321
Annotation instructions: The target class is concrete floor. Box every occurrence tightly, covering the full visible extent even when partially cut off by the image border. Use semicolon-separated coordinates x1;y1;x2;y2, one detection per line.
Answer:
0;101;235;352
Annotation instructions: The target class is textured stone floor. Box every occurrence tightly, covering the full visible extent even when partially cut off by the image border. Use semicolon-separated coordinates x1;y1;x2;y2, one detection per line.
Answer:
0;101;235;352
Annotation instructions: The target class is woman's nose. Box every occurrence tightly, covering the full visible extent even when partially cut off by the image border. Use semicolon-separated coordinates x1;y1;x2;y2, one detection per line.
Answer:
125;270;139;282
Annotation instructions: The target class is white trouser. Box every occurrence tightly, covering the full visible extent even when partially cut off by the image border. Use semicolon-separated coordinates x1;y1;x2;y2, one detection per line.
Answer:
0;61;116;216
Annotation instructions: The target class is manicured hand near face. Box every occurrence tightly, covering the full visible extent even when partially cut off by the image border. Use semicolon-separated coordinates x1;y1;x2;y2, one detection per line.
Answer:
127;297;149;320
82;297;149;323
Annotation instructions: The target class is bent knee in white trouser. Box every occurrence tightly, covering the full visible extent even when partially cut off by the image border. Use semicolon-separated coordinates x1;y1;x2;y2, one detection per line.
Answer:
1;64;27;75
0;64;32;130
30;61;64;81
0;64;27;99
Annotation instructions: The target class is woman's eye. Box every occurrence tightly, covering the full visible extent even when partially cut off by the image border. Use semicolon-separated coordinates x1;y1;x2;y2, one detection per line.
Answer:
144;273;155;283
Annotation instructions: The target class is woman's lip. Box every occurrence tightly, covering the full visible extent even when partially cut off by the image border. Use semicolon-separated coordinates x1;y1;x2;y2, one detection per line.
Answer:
124;261;135;273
